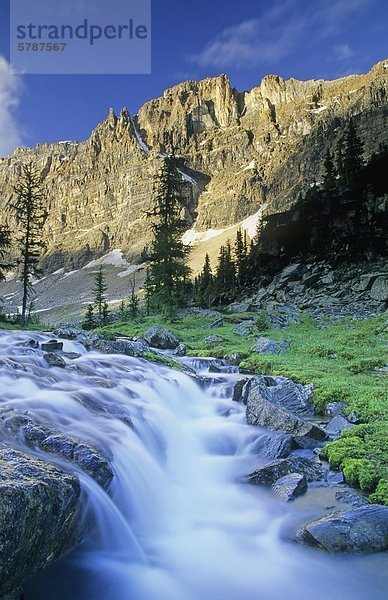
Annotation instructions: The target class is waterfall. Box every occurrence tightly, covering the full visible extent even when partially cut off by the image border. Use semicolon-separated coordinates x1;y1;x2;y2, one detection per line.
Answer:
0;330;386;600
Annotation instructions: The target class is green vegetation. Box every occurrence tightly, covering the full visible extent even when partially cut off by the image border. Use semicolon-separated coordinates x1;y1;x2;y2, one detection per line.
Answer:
99;313;387;504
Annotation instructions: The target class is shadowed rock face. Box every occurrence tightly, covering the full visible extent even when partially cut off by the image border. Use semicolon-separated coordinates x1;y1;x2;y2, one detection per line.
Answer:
0;445;82;599
0;61;386;272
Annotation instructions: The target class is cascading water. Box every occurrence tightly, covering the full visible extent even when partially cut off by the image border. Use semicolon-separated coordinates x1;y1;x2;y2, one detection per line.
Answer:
0;330;387;600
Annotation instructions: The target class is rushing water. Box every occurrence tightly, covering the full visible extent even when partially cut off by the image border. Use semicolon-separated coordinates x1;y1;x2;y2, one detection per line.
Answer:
0;330;387;600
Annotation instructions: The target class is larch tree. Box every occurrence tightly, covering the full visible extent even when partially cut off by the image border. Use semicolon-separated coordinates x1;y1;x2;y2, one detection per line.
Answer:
11;162;48;327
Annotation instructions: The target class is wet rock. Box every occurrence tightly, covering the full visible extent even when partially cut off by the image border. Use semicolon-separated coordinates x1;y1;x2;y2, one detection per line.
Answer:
43;353;66;368
327;471;345;484
41;340;63;352
260;431;294;459
144;325;179;350
1;412;113;490
0;445;81;599
53;327;81;340
232;378;249;402
246;385;324;439
335;490;370;508
272;473;307;501
174;343;187;357
227;352;246;366
251;337;289;354
325;415;354;439
62;351;82;360
92;337;149;356
26;339;39;349
370;276;388;302
248;455;325;485
297;505;388;553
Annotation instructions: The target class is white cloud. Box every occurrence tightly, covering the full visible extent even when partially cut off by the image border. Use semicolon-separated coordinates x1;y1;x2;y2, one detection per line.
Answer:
333;44;355;61
0;57;23;157
189;0;375;70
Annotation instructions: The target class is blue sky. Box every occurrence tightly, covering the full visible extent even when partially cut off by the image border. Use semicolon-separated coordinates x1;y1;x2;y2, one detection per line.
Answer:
0;0;387;155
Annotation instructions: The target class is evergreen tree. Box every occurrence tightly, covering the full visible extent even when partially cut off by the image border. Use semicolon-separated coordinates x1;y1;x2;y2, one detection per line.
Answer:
343;119;364;185
214;241;236;305
146;154;191;317
11;162;48;327
323;149;337;191
92;266;109;327
335;136;345;184
128;274;140;319
196;253;214;308
82;303;96;330
234;228;249;288
118;299;127;322
0;224;11;281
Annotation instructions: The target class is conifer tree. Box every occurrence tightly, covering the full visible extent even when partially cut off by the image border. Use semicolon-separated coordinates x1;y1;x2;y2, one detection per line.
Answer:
214;241;236;305
0;224;11;281
196;253;214;308
343;119;364;185
323;149;337;191
11;162;48;327
82;303;96;330
128;273;140;319
92;266;109;327
234;228;249;288
146;154;191;317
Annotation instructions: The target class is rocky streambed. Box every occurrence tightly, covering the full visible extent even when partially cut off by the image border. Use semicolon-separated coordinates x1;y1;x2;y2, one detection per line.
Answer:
0;329;387;600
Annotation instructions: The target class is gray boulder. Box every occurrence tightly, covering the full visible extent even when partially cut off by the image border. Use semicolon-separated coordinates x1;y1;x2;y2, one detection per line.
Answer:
335;490;369;508
86;337;150;357
2;411;113;490
226;302;251;314
324;402;349;418
204;335;223;345
272;473;307;501
43;352;66;368
0;445;81;599
248;455;325;485
246;385;326;440
251;337;289;354
234;321;254;336
206;317;224;329
370;276;388;302
279;263;306;281
174;343;187;357
297;505;388;553
325;415;354;439
144;325;179;349
260;431;294;459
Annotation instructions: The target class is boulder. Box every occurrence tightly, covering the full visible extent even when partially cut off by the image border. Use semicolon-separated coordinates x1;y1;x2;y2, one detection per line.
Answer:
325;415;354;439
234;321;255;336
2;412;113;490
370;276;388;302
41;340;64;352
43;353;66;368
232;378;249;402
248;455;326;485
251;337;289;354
279;263;306;281
335;490;369;508
297;505;388;553
144;325;180;350
226;302;251;314
260;431;294;459
324;402;349;418
206;317;224;329
272;473;307;501
246;386;325;440
204;335;223;345
174;343;187;357
0;445;81;599
227;352;246;366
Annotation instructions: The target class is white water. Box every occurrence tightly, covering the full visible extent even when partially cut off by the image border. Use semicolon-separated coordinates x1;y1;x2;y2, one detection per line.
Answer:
0;331;386;600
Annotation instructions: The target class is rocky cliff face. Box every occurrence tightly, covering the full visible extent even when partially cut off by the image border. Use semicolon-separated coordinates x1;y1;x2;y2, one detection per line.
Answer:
0;60;386;272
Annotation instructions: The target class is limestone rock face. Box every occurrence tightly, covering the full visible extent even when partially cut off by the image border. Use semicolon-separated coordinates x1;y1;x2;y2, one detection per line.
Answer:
0;61;387;271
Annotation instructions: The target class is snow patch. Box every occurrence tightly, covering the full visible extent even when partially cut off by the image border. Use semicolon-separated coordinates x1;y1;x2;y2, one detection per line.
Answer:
117;263;146;278
309;105;328;114
132;121;150;152
84;250;128;269
242;160;256;171
178;169;197;186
